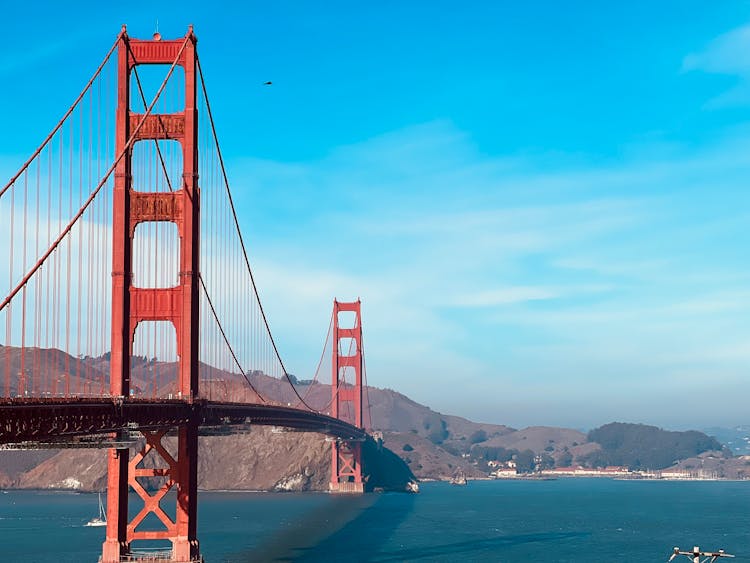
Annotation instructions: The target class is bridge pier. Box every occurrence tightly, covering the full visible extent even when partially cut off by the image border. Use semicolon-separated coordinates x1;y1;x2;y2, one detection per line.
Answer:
101;423;201;563
102;448;129;561
330;439;365;493
172;422;201;562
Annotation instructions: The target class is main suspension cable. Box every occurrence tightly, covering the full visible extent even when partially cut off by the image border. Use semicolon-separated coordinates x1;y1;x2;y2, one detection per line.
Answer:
198;273;266;403
195;56;319;412
0;32;123;200
294;307;334;408
1;34;191;312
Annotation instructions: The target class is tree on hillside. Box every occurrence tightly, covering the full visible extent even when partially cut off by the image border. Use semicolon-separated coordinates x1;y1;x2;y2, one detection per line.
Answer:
471;445;513;463
583;422;724;470
536;453;554;470
557;451;573;467
423;415;450;445
515;449;535;473
469;430;488;444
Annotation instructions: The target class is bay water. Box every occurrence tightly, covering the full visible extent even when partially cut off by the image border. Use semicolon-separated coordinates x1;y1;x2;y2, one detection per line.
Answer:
0;479;748;561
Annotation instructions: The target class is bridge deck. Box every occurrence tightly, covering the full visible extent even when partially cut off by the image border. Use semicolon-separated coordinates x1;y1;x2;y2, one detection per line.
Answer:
0;398;367;446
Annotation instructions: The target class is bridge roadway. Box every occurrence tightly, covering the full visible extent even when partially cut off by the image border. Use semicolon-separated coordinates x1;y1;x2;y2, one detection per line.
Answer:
0;398;368;446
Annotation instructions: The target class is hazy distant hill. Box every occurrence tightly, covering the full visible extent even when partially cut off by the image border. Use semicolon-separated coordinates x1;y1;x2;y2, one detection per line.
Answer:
703;426;750;455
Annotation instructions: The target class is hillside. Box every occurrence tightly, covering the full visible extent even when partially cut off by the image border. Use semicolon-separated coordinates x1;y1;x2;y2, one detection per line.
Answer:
581;422;725;470
9;428;414;493
0;347;739;488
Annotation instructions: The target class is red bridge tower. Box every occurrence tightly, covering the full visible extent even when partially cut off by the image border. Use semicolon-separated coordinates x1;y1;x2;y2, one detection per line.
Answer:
103;27;202;563
330;299;365;493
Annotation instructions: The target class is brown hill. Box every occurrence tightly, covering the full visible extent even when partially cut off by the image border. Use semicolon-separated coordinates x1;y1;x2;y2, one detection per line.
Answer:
0;346;106;396
14;427;414;492
669;452;750;479
479;426;586;452
2;346;729;486
0;346;592;487
16;429;331;492
381;431;486;480
0;347;420;491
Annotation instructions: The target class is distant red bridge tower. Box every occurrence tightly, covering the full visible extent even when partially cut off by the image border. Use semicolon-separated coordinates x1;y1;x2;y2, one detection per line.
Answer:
330;299;365;493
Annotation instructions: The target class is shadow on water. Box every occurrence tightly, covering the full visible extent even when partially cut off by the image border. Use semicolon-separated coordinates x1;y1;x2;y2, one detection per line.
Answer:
222;488;588;562
367;531;590;562
222;492;416;562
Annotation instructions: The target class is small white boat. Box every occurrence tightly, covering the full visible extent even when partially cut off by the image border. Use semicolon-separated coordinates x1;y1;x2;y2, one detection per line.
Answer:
85;492;106;527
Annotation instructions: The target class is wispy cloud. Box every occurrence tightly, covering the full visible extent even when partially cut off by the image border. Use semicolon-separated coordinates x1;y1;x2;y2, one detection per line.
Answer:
683;24;750;75
683;23;750;107
451;286;561;308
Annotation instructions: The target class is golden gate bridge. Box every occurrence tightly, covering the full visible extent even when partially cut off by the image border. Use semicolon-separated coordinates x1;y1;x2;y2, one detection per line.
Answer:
0;25;372;562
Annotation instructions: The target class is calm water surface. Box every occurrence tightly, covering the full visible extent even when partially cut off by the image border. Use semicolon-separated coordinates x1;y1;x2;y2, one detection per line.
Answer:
0;479;748;562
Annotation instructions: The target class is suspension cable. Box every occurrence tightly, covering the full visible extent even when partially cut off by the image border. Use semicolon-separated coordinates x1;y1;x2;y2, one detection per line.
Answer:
0;32;123;200
198;273;266;402
128;46;174;193
195;56;319;412
361;323;373;431
1;34;191;312
294;307;334;407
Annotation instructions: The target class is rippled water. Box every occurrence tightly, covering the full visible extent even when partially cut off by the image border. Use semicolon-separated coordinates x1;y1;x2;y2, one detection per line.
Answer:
0;479;748;561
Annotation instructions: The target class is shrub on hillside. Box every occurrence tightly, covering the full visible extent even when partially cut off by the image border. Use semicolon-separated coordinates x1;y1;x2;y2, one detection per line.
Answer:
469;430;488;444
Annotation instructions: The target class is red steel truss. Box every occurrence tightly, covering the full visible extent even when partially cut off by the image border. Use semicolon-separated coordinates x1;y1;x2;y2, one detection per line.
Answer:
330;299;365;493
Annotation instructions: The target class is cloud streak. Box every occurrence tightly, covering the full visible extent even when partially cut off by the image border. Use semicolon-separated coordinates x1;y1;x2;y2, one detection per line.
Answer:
683;23;750;107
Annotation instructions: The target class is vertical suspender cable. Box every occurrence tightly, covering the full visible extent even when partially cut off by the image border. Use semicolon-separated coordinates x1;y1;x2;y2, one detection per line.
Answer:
0;35;191;316
0;34;121;200
6;182;14;396
20;171;28;396
33;158;40;395
47;143;53;394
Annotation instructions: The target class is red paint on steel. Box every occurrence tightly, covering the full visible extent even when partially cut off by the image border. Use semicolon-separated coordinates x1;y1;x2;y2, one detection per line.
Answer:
103;28;133;563
104;25;201;563
330;299;365;493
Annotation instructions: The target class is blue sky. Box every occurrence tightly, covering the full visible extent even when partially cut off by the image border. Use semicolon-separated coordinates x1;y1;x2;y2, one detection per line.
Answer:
1;2;750;429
